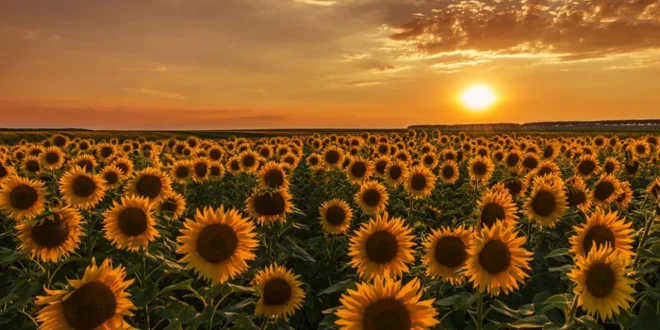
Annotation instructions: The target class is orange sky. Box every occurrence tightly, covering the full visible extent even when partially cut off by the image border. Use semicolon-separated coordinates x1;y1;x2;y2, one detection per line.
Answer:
1;0;660;129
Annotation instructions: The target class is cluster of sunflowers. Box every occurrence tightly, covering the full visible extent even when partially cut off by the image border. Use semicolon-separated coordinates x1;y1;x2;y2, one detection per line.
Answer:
0;131;659;330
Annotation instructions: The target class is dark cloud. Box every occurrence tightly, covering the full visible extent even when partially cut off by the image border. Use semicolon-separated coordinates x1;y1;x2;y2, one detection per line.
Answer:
390;0;660;60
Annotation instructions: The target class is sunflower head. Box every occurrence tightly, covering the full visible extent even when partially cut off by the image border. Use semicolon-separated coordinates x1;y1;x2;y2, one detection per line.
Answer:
423;225;472;285
125;167;172;202
569;208;634;260
16;207;84;262
253;264;305;319
100;165;123;189
103;195;159;251
468;155;495;183
192;157;211;183
245;188;293;225
0;176;46;220
40;146;64;171
22;155;42;176
157;191;187;220
525;175;568;228
384;160;408;186
354;181;389;215
592;174;623;207
319;199;353;235
345;157;373;184
258;161;288;190
69;154;97;173
477;189;518;228
59;166;107;209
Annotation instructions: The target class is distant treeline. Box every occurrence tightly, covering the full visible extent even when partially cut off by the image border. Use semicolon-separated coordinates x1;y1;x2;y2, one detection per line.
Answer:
410;119;660;132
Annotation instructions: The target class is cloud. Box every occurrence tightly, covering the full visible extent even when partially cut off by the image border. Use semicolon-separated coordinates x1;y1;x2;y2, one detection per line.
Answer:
369;64;412;74
295;0;337;6
389;0;660;61
605;58;660;70
123;87;186;100
350;80;384;87
20;29;40;40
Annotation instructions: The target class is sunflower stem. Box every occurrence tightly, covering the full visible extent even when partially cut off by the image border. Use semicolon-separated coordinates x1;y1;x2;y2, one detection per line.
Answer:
632;213;654;270
142;253;150;329
209;283;229;329
561;294;579;330
475;292;484;330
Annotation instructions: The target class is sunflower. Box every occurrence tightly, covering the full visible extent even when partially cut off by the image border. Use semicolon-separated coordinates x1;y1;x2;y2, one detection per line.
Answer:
245;188;293;225
157;191;187;220
103;195;159;251
354;181;389;215
208;161;226;181
476;189;518;228
50;134;70;148
468;156;495;183
569;208;634;260
646;177;660;199
59;166;107;209
170;160;193;184
111;156;134;179
521;153;540;171
16;207;84;263
438;160;460;184
623;160;640;177
39;147;64;171
0;176;47;220
465;222;533;295
253;264;305;319
319;199;353;235
306;153;324;170
323;146;345;169
96;143;117;162
615;181;633;210
22;155;42;176
525;175;567;228
100;165;123;190
191;157;211;183
348;212;415;279
177;206;257;283
255;161;287;190
631;140;650;158
575;155;600;178
505;150;521;168
125;167;172;202
36;257;135;330
533;160;560;178
0;160;15;183
345;157;373;184
603;157;620;175
68;154;97;173
405;165;436;199
225;156;241;175
568;245;635;321
420;151;439;169
238;151;260;173
335;277;439;330
592;174;623;208
384;159;408;186
423;225;472;285
565;177;593;213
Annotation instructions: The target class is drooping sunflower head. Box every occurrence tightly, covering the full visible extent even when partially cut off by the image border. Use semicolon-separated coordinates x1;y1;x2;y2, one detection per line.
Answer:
258;161;289;190
354;181;389;215
40;146;65;171
567;245;635;321
59;166;107;209
157;191;187;220
100;165;124;190
35;257;136;330
245;188;293;225
191;157;211;183
177;206;258;283
615;181;633;210
348;212;415;279
477;189;519;228
22;155;42;176
335;277;439;330
423;225;472;285
16;207;84;263
592;174;623;207
525;175;568;228
646;177;660;199
125;167;172;202
569;208;634;260
319;198;353;235
253;264;305;319
405;165;436;199
103;195;159;251
345;157;373;184
466;222;533;296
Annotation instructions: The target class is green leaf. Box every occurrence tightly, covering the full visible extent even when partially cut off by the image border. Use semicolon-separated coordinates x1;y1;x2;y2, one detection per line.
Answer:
231;314;258;330
542;294;569;312
548;265;572;273
283;237;316;262
577;316;604;330
158;279;195;297
319;279;354;296
491;299;521;320
227;283;255;294
509;315;550;328
544;248;570;259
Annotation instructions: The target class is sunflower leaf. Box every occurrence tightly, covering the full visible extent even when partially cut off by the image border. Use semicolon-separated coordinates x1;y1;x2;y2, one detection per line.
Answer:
318;279;354;296
544;248;570;259
509;315;550;328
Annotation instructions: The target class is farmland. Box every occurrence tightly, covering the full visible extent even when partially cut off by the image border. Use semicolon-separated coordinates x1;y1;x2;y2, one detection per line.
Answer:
0;130;659;330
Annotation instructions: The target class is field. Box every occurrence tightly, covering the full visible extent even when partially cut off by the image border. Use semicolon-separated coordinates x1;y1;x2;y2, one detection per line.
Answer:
0;130;659;330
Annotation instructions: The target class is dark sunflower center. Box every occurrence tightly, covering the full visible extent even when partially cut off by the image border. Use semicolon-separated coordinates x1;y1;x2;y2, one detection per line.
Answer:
423;156;434;165
378;145;389;154
434;236;466;268
481;203;506;227
230;160;240;171
284;157;295;165
31;215;69;248
161;199;178;212
209;149;222;160
53;136;67;147
495;152;504;161
26;160;40;173
532;190;556;217
593;181;615;201
117;207;148;236
210;165;221;176
537;167;553;177
604;162;615;174
479;239;511;274
194;162;208;177
578;160;596;175
100;147;113;158
362;189;381;207
388;166;402;180
543;146;554;158
136;175;162;199
586;263;616;298
175;166;189;179
9;184;39;210
625;161;639;174
104;171;119;185
375;161;387;174
410;173;427;191
45;152;60;165
72;176;97;198
325;205;346;226
0;164;7;178
62;281;117;330
441;165;455;179
363;298;411;330
263;278;292;306
242;155;256;168
635;145;645;154
566;188;587;207
79;142;89;150
506;154;519;167
582;225;615;254
77;160;94;173
264;169;284;188
472;162;487;176
351;162;367;178
116;163;129;174
522;157;538;169
309;157;319;166
195;223;238;263
253;192;285;216
365;230;398;264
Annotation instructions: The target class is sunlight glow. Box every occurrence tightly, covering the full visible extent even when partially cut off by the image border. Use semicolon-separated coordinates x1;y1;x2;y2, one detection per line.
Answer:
460;84;496;111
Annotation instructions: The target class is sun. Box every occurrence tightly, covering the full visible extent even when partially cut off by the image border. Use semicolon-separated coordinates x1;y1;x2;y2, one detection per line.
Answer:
461;84;496;110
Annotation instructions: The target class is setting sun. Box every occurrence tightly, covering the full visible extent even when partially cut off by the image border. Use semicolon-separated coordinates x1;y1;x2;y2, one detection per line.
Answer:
460;84;496;111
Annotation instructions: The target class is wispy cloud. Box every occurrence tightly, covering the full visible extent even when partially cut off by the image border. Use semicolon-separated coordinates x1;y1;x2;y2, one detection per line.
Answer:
350;80;383;87
123;87;186;100
295;0;336;6
20;29;40;40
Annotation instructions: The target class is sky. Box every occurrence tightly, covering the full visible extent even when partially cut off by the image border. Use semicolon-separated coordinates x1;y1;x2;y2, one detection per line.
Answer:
1;0;660;129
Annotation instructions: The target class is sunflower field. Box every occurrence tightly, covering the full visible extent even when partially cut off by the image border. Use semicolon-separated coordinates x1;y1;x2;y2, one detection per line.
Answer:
1;131;659;330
